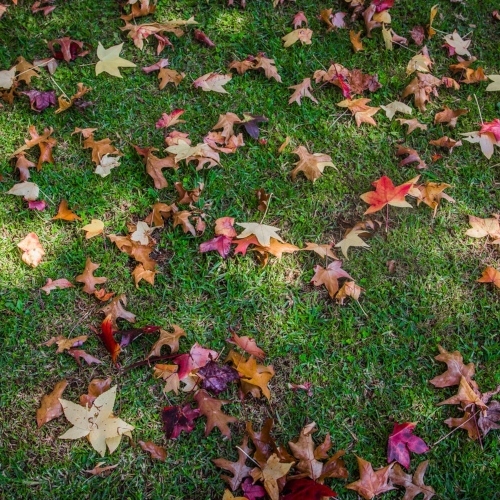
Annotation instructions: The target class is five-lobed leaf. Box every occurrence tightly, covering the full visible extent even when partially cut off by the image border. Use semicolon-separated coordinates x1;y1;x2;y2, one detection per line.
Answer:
95;42;136;78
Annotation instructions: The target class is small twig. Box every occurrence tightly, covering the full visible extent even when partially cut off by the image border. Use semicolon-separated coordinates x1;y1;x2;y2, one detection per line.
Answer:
49;76;69;99
259;193;273;224
431;410;480;447
385;204;389;233
236;446;260;467
329;109;349;129
392;41;418;53
474;94;484;124
355;300;368;318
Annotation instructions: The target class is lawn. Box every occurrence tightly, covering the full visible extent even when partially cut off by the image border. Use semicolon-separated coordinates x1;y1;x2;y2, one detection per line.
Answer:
0;0;499;498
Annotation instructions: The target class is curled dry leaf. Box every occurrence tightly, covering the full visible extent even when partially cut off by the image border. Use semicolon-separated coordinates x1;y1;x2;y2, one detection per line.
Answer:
282;28;313;48
380;101;412;120
311;261;353;298
18;232;45;267
138;440;167;461
434;106;468;128
477;266;500;288
291;145;334;182
346;456;395;500
395;146;426;169
227;330;265;359
397;118;427;135
193;73;231;93
36;380;68;427
350;30;364;52
390;461;436;500
250;454;294;500
101;294;136;330
288;78;317;106
213;435;253;491
148;324;185;357
429;344;475;388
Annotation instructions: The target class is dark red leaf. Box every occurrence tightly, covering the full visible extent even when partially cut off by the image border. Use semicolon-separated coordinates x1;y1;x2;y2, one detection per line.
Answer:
199;235;233;258
20;90;56;112
242;477;266;500
238;114;269;139
387;422;429;469
372;0;394;12
47;37;88;62
116;325;161;347
162;404;200;439
194;29;216;47
198;361;240;394
282;478;337;499
96;316;121;366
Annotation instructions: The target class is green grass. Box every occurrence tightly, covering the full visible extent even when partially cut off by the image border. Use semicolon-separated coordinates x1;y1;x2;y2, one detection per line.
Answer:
1;0;500;498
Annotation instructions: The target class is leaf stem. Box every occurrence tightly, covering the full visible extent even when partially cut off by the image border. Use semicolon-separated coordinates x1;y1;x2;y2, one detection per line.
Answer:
474;94;484;125
259;193;273;224
431;409;481;447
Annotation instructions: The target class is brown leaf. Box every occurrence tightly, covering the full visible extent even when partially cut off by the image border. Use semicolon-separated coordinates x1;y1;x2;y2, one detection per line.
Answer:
291;145;334;182
434;106;468;128
444;412;480;440
438;376;487;410
335;281;362;304
175;181;203;205
158;68;185;89
153;364;180;394
253;53;282;82
213;435;253;491
350;30;364;52
346;456;395;499
134;145;177;189
397;118;428;135
173;210;196;236
149;325;186;357
84;462;118;476
477;266;500;288
390;461;436;500
75;258;107;294
100;294;136;330
52;199;81;221
429;136;462;152
311;261;353;298
250;454;294;500
429;345;475;388
288;78;317;106
194;389;238;438
36;380;68;427
138;440;167;461
80;378;113;407
18;232;45;267
301;242;338;260
40;278;73;294
15;56;39;84
288;422;326;480
402;73;442;112
144;202;174;227
14;153;36;181
461;67;487;84
412;182;455;216
227;330;265;359
395;145;426;169
478;400;500;437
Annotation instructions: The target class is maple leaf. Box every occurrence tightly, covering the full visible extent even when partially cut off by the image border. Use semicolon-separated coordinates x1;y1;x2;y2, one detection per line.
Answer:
242;477;267;500
158;68;185;88
84;462;118;476
335;227;370;259
411;182;455;217
349;30;364;52
162;403;200;439
55;82;92;114
132;264;156;287
12;125;57;171
37;380;68;427
444;412;480;440
7;181;40;201
288;78;317;106
154;364;180;394
193;73;231;93
429;136;462;152
281;478;336;500
406;52;432;76
194;389;237;437
290;145;334;182
15;56;40;84
52;199;81;221
387;422;429;469
101;294;136;330
236;222;283;247
156;109;186;129
486;75;500;91
293;11;308;28
300;242;337;259
397;118;427;135
282;28;313;48
395;146;426;169
429;345;475;388
237;114;268;139
198;361;240;394
48;37;88;62
138;441;167;461
311;261;353;298
142;59;169;74
95;42;136;78
174;342;218;380
20;89;56;112
18;232;45;267
361;175;419;214
173;210;196;236
59;386;134;457
346;456;395;500
227;330;265;360
40;278;74;294
133;145;177;189
32;0;56;16
402;73;442;112
380;101;412;120
478;400;500;436
0;66;16;90
434;106;468;128
75;258;107;294
13;153;35;182
466;215;500;243
477;266;500;288
252;53;282;82
200;235;233;258
480;118;500;142
82;219;104;239
438;376;487;411
390;461;436;500
251;454;294;500
67;349;102;366
213;435;253;491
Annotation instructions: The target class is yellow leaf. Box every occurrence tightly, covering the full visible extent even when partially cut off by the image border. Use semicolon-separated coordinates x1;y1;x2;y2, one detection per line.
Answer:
95;42;136;78
82;219;104;239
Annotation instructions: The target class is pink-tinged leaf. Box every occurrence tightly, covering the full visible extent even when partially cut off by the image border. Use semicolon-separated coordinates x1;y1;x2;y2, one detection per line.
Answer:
155;109;186;129
373;0;395;12
40;278;74;294
27;200;47;211
410;26;425;45
241;477;267;500
282;478;337;499
142;58;169;74
162;404;200;439
233;234;259;255
480;118;500;142
293;11;308;29
67;348;102;366
337;74;351;99
194;29;216;47
288;381;313;397
331;12;347;28
154;33;174;54
387;422;429;469
198;360;240;394
215;217;237;237
174;342;218;380
20;90;56;112
199;235;233;258
227;330;265;359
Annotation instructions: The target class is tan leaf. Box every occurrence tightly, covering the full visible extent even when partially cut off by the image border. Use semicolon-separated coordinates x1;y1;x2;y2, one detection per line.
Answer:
349;30;364;52
282;28;313;48
346;456;395;500
311;261;352;298
153;364;180;394
390;461;436;500
100;294;136;329
466;215;500;242
397;118;427;135
40;278;74;294
7;181;40;200
158;68;185;89
380;101;413;120
194;389;238;438
37;380;68;427
95;42;136;78
413;182;455;216
75;258;107;294
193;73;231;93
434;106;468;128
82;219;104;239
486;75;500;91
84;462;118;476
429;345;475;388
250;454;294;500
132;264;156;288
335;229;369;259
18;232;45;267
355;107;380;127
149;325;186;357
300;242;337;259
213;436;253;491
288;78;317;106
15;56;39;84
236;222;283;247
290;145;334;181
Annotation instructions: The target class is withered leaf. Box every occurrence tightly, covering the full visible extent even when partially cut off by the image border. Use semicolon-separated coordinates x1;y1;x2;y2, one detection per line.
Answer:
75;258;107;294
194;389;238;438
149;325;186;357
18;232;45;267
395;146;426;169
52;200;81;221
311;261;353;298
198;361;240;395
429;345;475;388
101;294;136;330
390;461;436;500
213;435;253;491
346;456;395;499
36;380;68;427
291;145;334;182
84;462;118;476
250;454;294;500
162;403;200;440
138;440;167;461
227;330;265;360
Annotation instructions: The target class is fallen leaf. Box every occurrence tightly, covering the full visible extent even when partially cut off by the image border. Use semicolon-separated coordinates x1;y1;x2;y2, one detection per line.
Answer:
480;118;500;142
288;78;317;106
387;422;429;469
138;440;167;461
15;56;40;84
75;258;107;294
59;386;134;457
37;380;68;427
406;53;432;75
412;182;455;217
154;364;180;394
162;403;200;439
395;146;426;169
18;232;45;267
397;118;427;135
466;215;500;243
250;454;294;500
443;31;471;57
213;435;253;491
428;4;438;38
227;330;265;359
132;264;156;287
444;412;480;440
67;349;102;366
158;68;185;89
7;181;39;201
222;490;249;500
429;345;475;388
346;456;395;500
194;389;237;437
281;478;336;500
390;461;436;500
134;145;177;189
311;261;353;298
101;294;136;330
293;11;308;29
200;235;233;258
335;229;369;259
350;30;364;52
300;242;337;259
429;136;462;151
360;175;419;214
236;222;283;247
290;145;334;182
335;280;363;304
282;28;313;48
95;154;121;177
155;109;186;129
380;101;412;120
198;361;240;394
95;42;136;77
477;266;500;288
410;26;425;45
194;29;215;47
84;462;118;476
40;278;73;294
193;73;231;93
486;75;500;91
0;66;16;89
402;73;442;112
52;200;81;221
96;316;121;366
20;89;56;112
81;219;104;239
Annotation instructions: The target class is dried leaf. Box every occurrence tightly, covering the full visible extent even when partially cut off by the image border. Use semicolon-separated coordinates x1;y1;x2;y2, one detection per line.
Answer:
36;380;68;427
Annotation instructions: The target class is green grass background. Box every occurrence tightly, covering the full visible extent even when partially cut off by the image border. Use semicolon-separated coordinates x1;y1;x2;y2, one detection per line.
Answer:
0;0;499;498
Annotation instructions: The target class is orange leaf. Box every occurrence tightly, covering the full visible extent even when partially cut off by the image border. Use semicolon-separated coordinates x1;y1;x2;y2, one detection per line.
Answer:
360;175;419;214
52;200;81;221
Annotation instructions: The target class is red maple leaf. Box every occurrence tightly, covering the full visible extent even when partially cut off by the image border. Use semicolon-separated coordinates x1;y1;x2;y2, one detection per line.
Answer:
387;422;429;469
282;478;337;499
199;235;233;258
360;175;419;214
480;118;500;142
162;404;200;439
